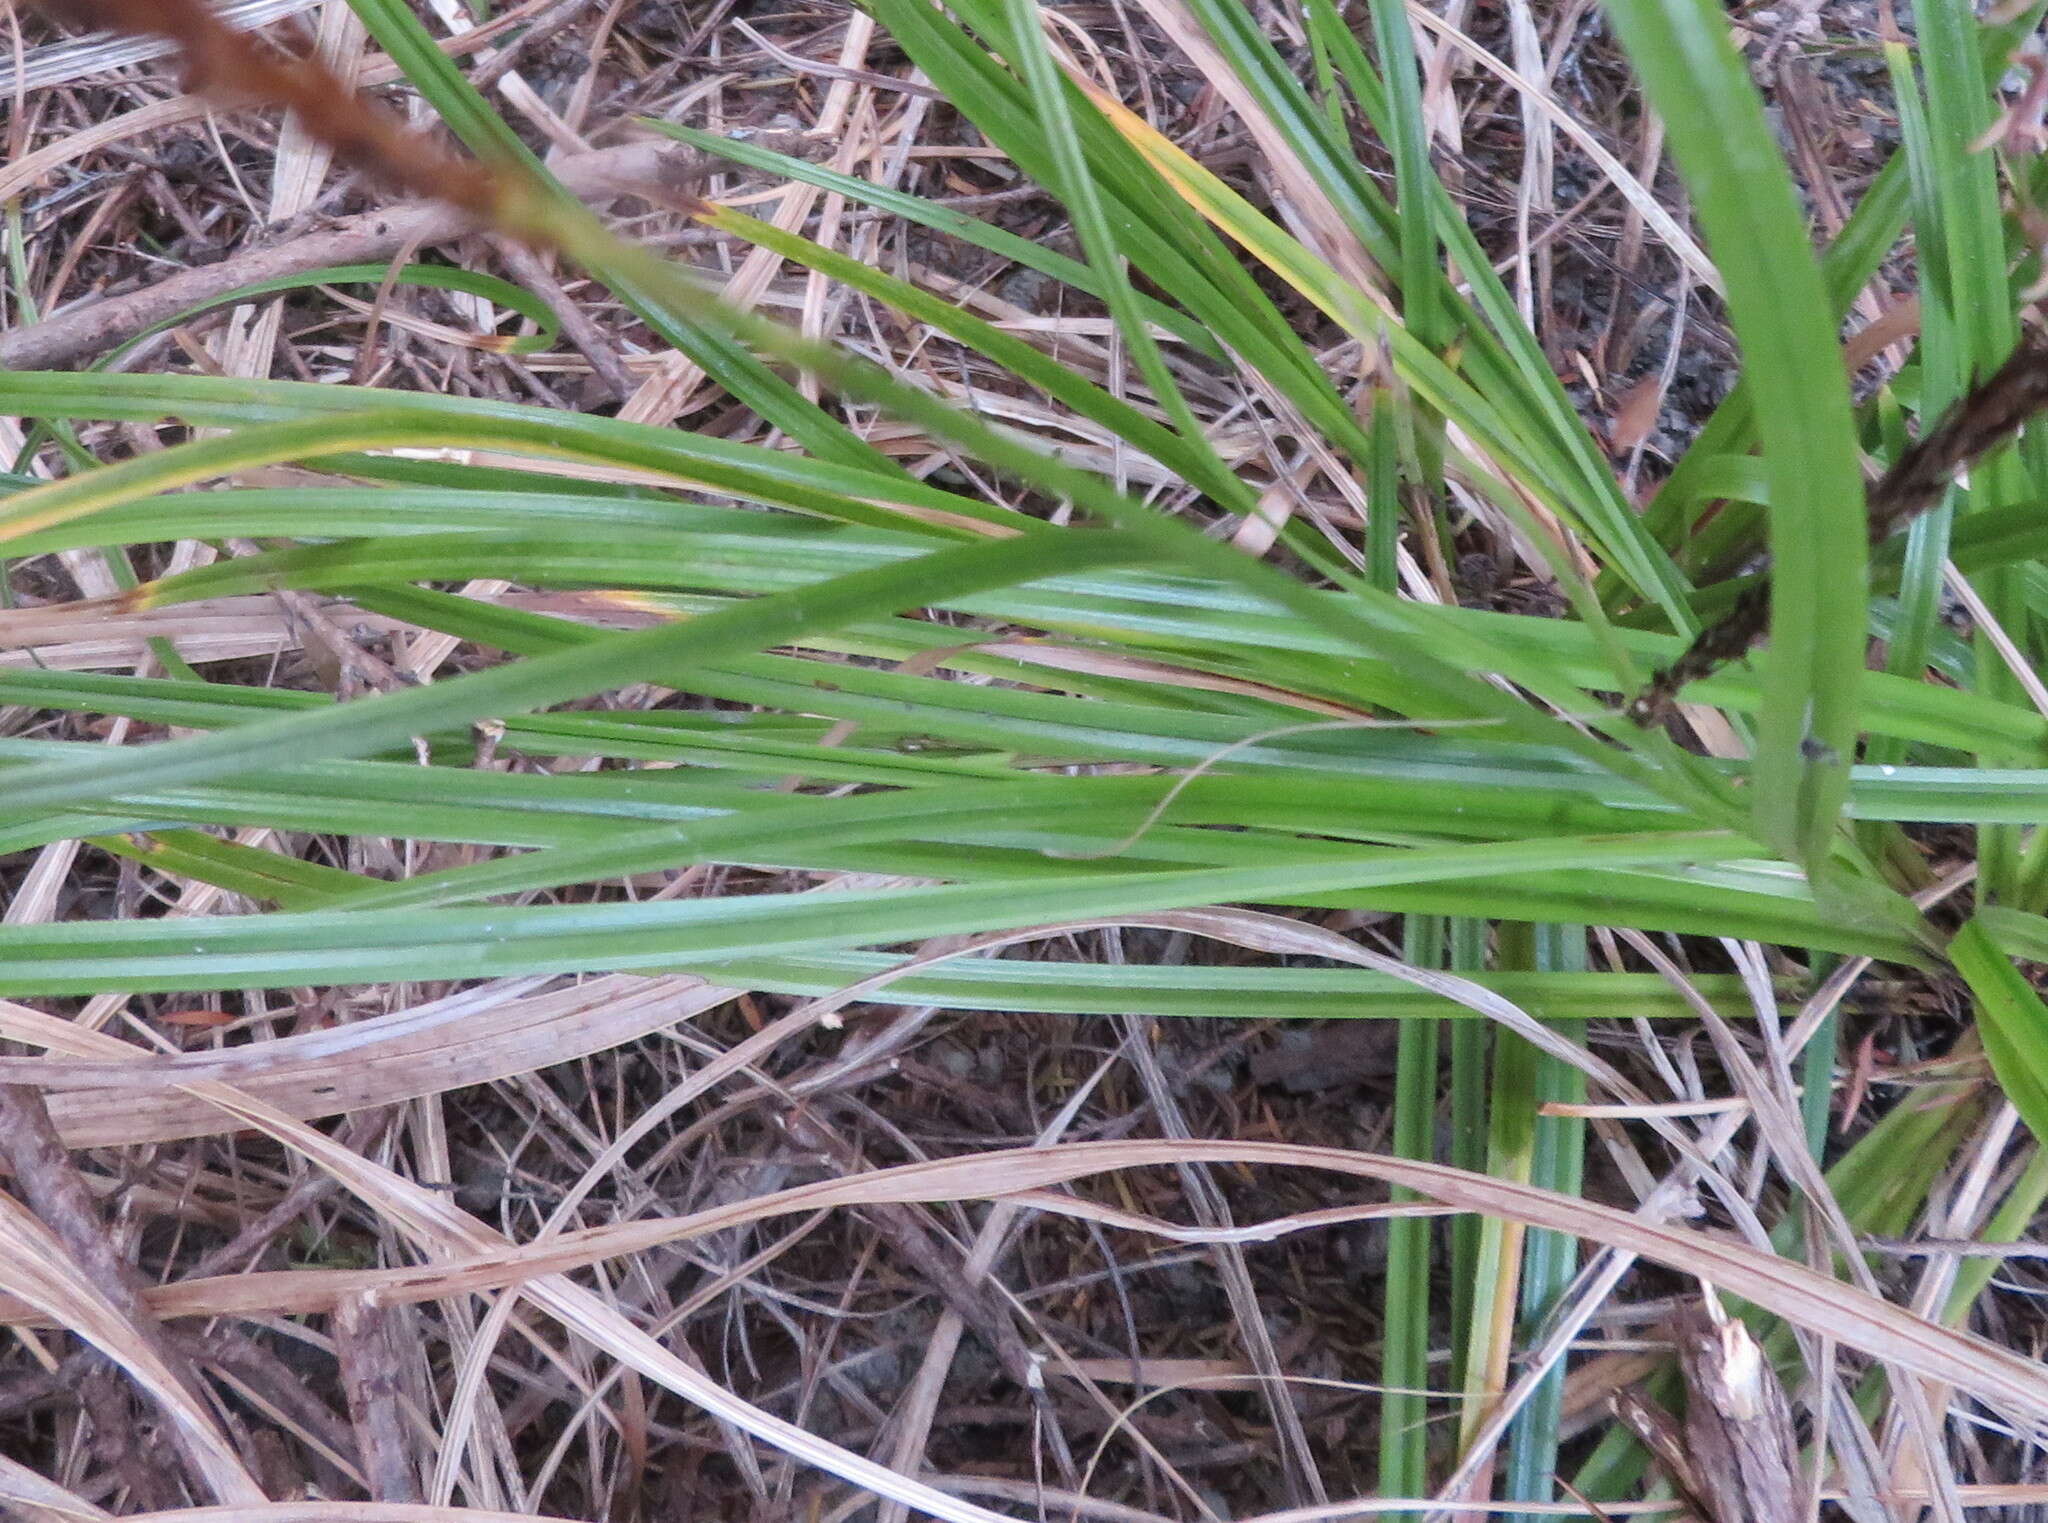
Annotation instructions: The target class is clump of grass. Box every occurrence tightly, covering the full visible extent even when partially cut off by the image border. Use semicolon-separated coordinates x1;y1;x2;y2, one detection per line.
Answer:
4;0;2048;1518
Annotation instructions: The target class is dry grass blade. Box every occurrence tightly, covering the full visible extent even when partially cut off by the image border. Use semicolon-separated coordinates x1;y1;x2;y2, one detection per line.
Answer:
0;875;2032;1498
0;978;742;1146
0;1191;263;1504
0;0;321;92
6;915;2033;1447
1402;2;1716;290
0;1451;112;1523
1;1051;2043;1457
58;1494;2048;1523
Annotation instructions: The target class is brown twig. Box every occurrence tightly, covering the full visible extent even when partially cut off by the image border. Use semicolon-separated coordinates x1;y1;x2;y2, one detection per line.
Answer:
222;539;416;698
469;0;605;92
1673;1296;1801;1523
333;1294;421;1502
492;236;637;400
1630;324;2048;725
0;1084;261;1504
187;1110;390;1280
177;1327;361;1497
0;140;693;371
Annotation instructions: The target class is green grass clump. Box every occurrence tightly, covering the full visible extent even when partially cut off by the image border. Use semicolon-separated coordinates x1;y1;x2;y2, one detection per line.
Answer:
9;0;2048;1512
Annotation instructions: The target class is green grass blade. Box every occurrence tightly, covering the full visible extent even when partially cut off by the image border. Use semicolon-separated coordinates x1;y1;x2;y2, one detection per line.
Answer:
1950;915;2048;1147
649;123;1223;360
343;0;905;474
1503;923;1586;1519
1381;913;1444;1494
1603;0;1867;865
0;830;1762;994
0;529;1151;813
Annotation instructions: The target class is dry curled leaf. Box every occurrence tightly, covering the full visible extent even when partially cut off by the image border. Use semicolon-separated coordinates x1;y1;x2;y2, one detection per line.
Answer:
1608;372;1666;457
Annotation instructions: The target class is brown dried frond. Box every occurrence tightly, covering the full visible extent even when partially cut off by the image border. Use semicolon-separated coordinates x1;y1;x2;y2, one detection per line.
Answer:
29;0;503;217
